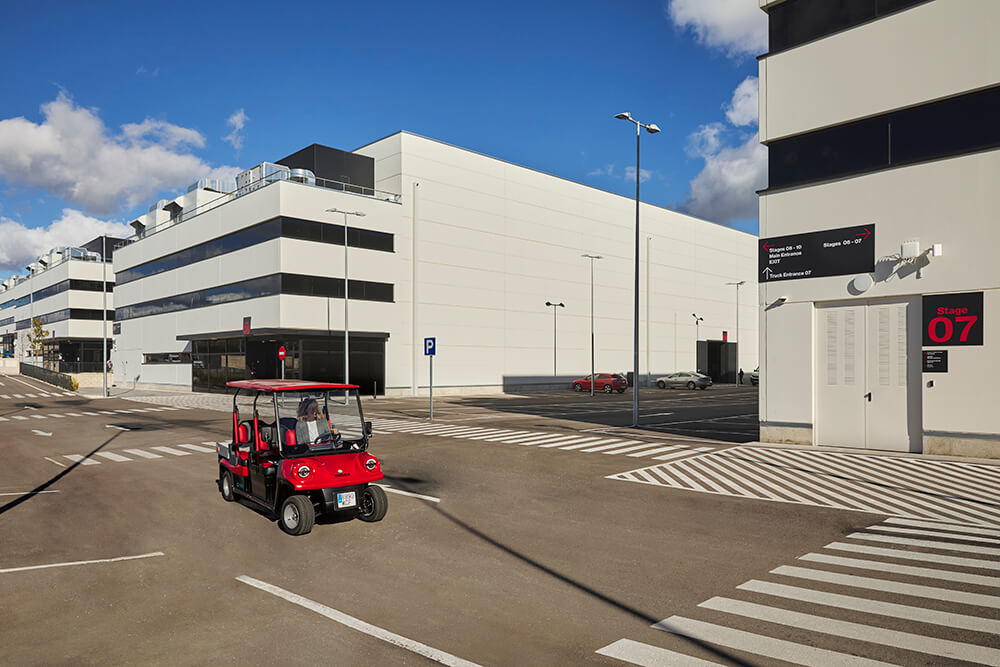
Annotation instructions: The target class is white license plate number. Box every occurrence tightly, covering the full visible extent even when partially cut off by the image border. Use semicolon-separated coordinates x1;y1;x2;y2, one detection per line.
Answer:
336;491;356;508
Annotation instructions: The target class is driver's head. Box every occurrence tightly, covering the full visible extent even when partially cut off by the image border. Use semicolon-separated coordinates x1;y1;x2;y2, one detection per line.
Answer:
297;398;320;420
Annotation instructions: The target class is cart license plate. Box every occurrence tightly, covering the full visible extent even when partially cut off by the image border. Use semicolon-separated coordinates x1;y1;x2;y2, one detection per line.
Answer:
337;492;356;508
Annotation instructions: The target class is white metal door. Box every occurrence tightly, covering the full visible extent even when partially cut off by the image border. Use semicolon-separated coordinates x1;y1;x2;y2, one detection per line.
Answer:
816;304;867;448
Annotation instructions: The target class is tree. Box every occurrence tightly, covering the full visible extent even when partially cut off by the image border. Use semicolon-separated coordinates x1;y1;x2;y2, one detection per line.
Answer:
27;317;48;359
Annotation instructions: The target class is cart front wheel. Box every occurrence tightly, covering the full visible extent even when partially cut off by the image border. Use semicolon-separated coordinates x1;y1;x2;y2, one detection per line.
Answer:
358;485;388;523
279;495;314;535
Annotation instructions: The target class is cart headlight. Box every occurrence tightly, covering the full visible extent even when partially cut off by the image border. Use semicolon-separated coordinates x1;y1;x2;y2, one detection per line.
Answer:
297;465;311;479
364;457;378;471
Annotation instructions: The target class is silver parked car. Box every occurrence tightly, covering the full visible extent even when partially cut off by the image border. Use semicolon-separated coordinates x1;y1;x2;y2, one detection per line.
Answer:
655;372;713;390
750;367;759;386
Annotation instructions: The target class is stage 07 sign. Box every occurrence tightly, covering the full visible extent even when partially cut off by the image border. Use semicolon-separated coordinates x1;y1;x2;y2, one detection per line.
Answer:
922;292;983;346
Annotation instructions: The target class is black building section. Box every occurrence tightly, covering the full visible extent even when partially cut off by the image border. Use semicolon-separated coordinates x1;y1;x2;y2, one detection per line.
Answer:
697;339;737;385
81;235;128;262
276;144;375;194
182;329;387;396
40;339;113;374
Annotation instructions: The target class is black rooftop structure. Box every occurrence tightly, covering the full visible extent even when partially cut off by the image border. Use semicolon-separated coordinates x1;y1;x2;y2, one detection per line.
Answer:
276;144;375;193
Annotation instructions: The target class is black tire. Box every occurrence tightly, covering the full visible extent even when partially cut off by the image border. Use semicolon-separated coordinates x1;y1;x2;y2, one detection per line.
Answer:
279;495;314;535
617;388;625;393
358;485;388;522
687;381;696;390
603;384;613;394
699;386;707;390
657;380;665;389
573;383;582;392
220;469;235;502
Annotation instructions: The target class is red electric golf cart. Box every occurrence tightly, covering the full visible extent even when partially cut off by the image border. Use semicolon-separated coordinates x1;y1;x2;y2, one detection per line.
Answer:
217;380;387;535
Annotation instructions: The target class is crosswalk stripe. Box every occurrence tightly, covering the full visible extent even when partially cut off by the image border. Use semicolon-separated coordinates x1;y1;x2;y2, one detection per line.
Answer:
98;411;115;415
31;415;46;419
151;446;192;456
580;440;639;453
13;416;28;420
825;540;1000;571
466;430;525;440
95;452;133;462
602;443;666;456
81;412;99;416
177;444;217;453
25;393;36;398
202;441;221;447
0;417;7;421
770;564;1000;607
557;438;622;450
535;436;601;449
655;615;891;667
627;445;684;458
514;434;588;448
866;525;1000;545
63;454;100;465
848;532;1000;556
452;429;512;439
498;433;573;445
800;552;1000;587
48;414;65;418
65;413;82;417
0;394;8;399
475;431;535;441
699;596;1000;664
484;432;547;443
12;394;23;398
737;579;1000;634
883;517;1000;538
595;638;724;666
62;392;75;396
123;449;161;459
652;449;703;462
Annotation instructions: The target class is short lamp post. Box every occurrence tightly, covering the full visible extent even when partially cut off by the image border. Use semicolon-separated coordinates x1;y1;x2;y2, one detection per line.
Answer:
692;313;703;371
326;208;366;401
726;280;746;385
545;301;565;376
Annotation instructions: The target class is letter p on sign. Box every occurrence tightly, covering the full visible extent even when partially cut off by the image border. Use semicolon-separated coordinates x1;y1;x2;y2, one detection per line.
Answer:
424;337;436;356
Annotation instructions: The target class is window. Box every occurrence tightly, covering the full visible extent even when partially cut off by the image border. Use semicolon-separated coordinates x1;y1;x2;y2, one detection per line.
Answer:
768;0;932;55
143;352;192;364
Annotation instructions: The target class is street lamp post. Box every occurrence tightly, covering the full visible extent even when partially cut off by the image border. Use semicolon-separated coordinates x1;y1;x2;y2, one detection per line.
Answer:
581;254;603;396
326;208;366;400
544;301;565;376
692;313;703;372
727;280;746;385
615;111;659;428
103;236;108;398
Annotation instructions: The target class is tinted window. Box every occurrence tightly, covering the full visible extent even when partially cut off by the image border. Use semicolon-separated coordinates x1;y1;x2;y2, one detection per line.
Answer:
768;0;931;55
891;85;1000;166
770;116;887;188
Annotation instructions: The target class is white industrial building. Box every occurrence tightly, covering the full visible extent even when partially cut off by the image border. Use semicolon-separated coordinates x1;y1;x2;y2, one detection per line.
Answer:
758;0;999;458
0;238;117;370
112;134;758;395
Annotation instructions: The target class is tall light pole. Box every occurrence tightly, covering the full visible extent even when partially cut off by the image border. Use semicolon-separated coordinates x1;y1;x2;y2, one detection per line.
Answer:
645;235;652;387
102;236;108;398
692;313;703;372
544;301;565;376
581;254;602;396
727;280;746;385
326;208;366;400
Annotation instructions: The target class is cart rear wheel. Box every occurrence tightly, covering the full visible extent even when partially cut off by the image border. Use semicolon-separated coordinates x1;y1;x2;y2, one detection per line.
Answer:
220;469;235;502
279;495;314;535
357;485;388;523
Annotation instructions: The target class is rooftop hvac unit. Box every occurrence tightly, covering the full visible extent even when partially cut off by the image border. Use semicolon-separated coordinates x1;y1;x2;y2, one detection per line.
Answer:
235;162;290;198
187;177;236;194
149;199;169;213
289;168;316;185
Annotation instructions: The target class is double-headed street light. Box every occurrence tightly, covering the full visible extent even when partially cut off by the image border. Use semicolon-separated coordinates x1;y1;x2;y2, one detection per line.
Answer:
615;111;660;428
581;254;603;397
326;208;366;399
544;301;565;376
726;280;746;385
692;313;704;370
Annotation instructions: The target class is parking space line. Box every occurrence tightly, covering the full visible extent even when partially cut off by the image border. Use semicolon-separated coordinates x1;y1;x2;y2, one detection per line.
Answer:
1;552;164;575
0;490;60;496
236;576;481;666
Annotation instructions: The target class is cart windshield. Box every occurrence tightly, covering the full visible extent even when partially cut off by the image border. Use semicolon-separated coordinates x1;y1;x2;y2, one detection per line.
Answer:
275;389;366;457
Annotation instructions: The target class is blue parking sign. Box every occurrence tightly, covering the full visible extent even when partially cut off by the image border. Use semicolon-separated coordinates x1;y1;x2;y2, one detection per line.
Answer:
424;337;436;356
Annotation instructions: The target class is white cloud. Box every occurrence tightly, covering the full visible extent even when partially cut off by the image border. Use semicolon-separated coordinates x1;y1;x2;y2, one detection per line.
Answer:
682;133;766;224
624;166;652;183
588;163;615;177
223;108;248;150
0;209;134;273
0;93;234;216
725;76;759;126
685;122;725;158
667;0;767;59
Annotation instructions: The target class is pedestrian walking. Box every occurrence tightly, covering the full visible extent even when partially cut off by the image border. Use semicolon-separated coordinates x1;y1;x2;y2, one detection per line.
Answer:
738;368;744;385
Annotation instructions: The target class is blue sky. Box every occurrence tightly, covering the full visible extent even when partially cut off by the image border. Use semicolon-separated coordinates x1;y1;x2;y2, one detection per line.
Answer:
0;0;766;279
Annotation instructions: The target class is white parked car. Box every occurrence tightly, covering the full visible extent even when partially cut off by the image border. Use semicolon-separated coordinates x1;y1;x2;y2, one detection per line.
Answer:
655;372;713;390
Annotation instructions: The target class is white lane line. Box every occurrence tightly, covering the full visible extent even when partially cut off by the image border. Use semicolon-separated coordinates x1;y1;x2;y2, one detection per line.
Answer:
95;452;133;462
0;490;60;496
123;449;162;459
654;615;891;667
177;444;217;454
771;565;1000;608
0;552;164;575
848;532;1000;556
151;446;192;456
825;540;1000;571
44;457;66;467
883;517;1000;538
738;579;1000;634
867;525;1000;545
800;552;1000;587
700;596;1000;664
63;454;100;465
595;638;724;666
235;576;481;666
377;485;441;503
557;438;624;450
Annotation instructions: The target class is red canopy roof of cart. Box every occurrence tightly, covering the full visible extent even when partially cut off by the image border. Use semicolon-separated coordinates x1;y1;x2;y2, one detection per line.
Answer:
226;380;360;392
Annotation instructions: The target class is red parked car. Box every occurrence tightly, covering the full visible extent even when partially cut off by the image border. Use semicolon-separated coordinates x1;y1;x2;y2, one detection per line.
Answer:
572;373;627;393
217;380;387;535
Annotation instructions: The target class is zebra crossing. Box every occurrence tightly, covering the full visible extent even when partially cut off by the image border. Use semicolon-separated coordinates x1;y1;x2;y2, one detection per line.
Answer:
596;516;1000;666
371;418;713;461
0;405;191;422
608;444;1000;527
1;391;77;399
46;442;221;467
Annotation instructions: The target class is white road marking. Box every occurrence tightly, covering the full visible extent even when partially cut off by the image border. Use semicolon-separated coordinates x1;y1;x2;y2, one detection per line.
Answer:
151;446;192;456
123;449;162;459
825;540;1000;571
377;485;441;503
63;455;100;466
0;552;164;575
0;417;7;422
31;430;52;437
655;616;891;667
25;393;36;398
602;443;667;456
44;457;66;467
98;411;115;415
595;638;723;666
626;445;683;458
699;596;1000;664
770;565;1000;607
0;490;59;496
65;412;82;417
653;447;711;460
848;532;1000;556
800;552;1000;587
106;425;131;431
62;392;75;396
31;414;46;419
177;444;216;453
556;438;622;450
236;576;481;666
737;579;1000;634
81;412;99;416
47;414;65;418
580;441;639;453
12;394;24;398
95;452;133;462
0;394;8;399
883;516;1000;538
866;525;1000;545
12;416;28;420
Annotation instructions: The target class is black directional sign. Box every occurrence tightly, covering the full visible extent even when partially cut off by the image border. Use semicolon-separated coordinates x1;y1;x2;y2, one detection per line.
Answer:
759;224;875;283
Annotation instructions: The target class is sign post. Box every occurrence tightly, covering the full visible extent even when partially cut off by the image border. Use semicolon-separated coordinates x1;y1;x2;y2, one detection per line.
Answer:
424;337;436;421
278;346;286;379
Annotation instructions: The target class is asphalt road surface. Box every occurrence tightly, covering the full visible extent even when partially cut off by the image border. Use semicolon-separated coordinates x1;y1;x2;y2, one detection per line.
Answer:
3;373;999;665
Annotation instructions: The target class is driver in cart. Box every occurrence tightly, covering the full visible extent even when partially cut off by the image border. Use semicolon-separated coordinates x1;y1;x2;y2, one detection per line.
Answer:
295;398;340;445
